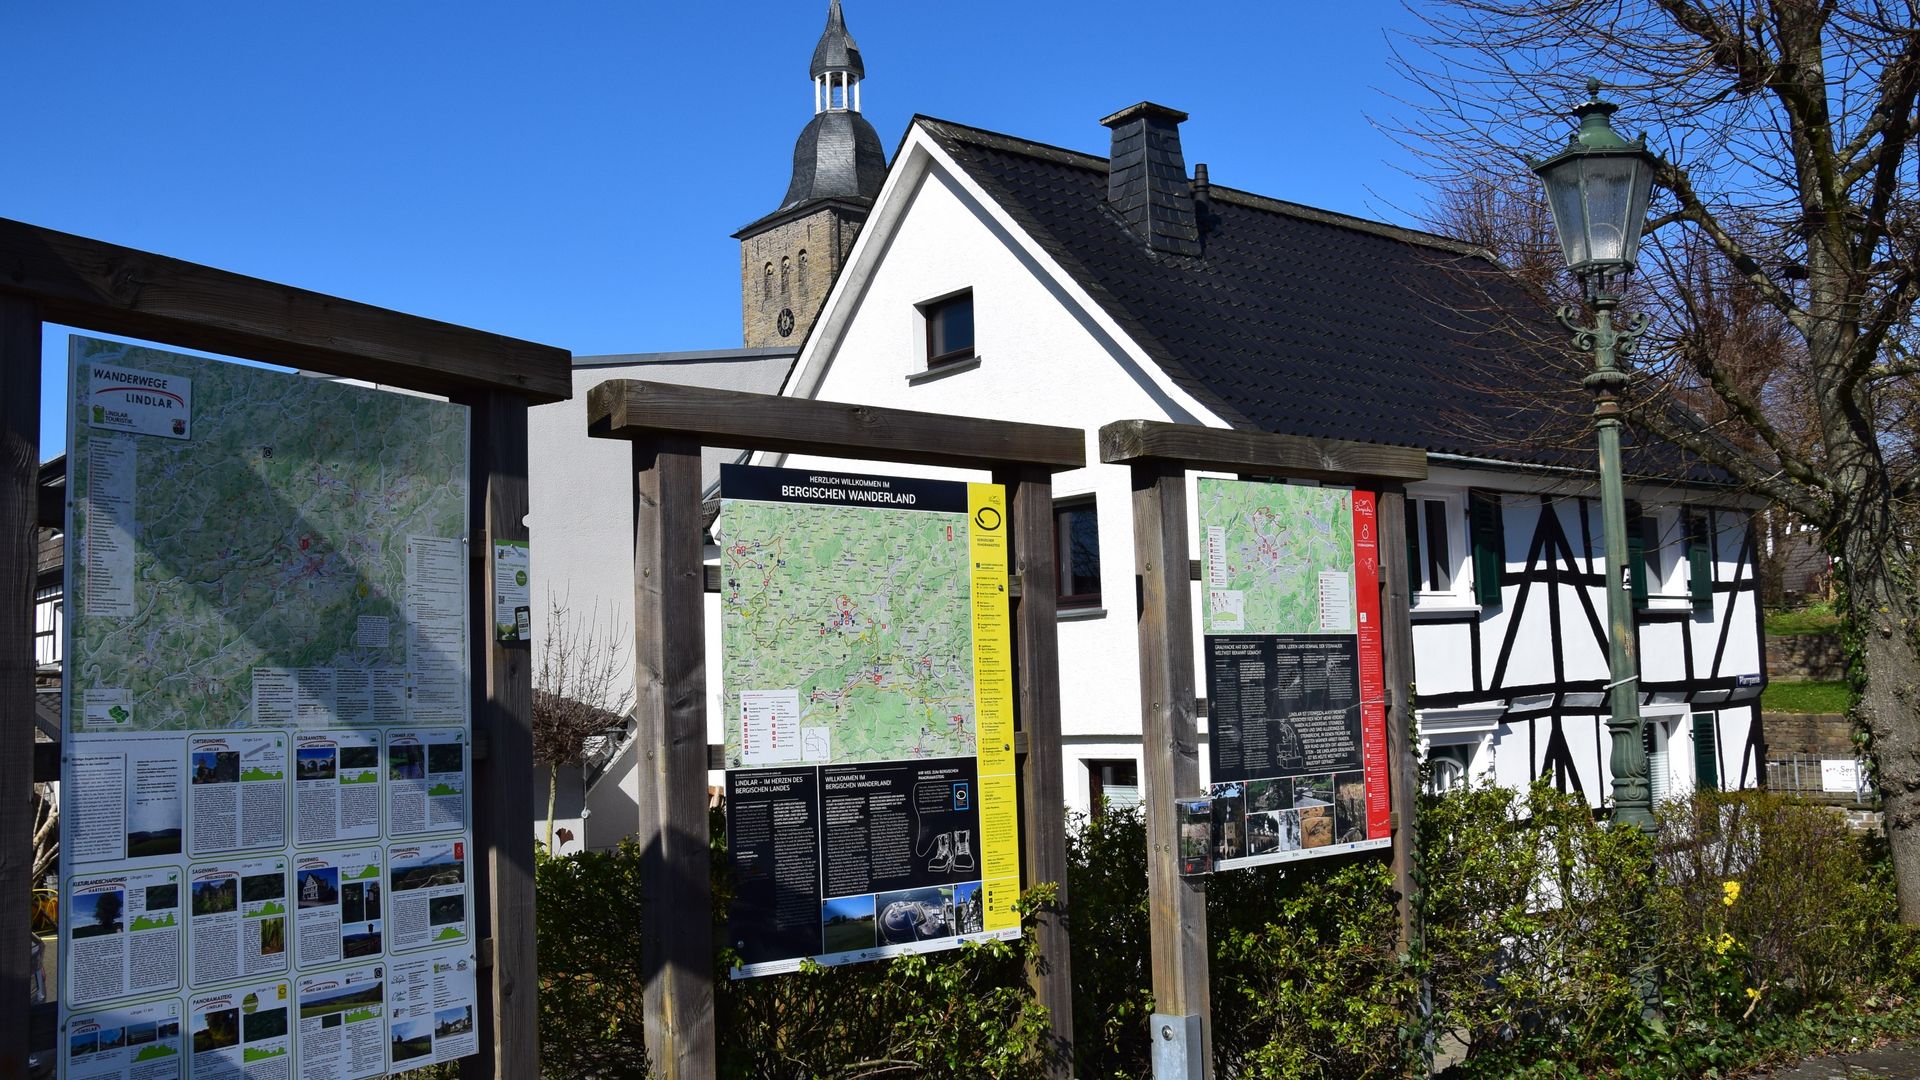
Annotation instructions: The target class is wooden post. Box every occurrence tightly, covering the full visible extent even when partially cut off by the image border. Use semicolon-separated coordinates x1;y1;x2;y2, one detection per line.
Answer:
1130;461;1211;1078
998;465;1075;1076
1375;489;1419;950
459;392;540;1078
632;435;716;1079
1;295;41;1079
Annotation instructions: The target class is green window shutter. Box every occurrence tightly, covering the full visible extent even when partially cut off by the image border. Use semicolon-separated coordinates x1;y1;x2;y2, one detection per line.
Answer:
1469;490;1505;607
1626;503;1650;607
1692;713;1719;791
1687;511;1713;611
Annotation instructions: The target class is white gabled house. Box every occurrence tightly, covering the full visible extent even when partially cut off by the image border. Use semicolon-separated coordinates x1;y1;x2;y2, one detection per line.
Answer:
764;102;1769;815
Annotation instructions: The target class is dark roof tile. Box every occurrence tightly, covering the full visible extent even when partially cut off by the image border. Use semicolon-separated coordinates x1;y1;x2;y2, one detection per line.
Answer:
917;116;1721;483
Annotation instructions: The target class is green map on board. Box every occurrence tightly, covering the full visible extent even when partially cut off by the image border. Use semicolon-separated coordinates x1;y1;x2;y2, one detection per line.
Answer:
66;339;468;732
1198;480;1355;637
718;500;975;768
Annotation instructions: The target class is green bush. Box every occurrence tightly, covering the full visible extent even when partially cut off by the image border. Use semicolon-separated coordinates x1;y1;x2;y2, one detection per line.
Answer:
1068;806;1413;1079
1419;783;1920;1078
535;841;652;1078
514;789;1919;1078
1419;782;1657;1076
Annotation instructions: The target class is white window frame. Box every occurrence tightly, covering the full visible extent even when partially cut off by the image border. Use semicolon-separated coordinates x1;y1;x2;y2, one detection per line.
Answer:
1418;705;1503;794
1640;506;1694;610
1406;486;1474;610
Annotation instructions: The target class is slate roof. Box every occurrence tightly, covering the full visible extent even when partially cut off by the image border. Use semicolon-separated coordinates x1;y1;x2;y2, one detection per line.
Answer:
775;109;887;213
809;0;865;80
916;117;1720;482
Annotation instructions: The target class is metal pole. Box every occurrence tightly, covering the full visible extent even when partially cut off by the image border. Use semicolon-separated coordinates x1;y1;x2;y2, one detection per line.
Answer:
1566;291;1654;833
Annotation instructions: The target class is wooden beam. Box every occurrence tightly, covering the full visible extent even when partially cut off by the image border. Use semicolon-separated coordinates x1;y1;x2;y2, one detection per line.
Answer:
1099;419;1426;483
633;435;717;1079
457;392;540;1078
998;465;1075;1077
0;217;572;404
588;380;1085;472
0;293;40;1078
1129;460;1213;1076
1376;490;1419;950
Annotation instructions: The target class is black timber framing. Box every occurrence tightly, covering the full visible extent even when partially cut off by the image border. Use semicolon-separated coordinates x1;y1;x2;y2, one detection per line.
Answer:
1099;419;1426;1078
1420;496;1766;795
1;218;568;1079
587;378;1086;1080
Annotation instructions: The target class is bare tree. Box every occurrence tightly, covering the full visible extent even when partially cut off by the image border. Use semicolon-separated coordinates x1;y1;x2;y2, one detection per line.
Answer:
1392;0;1920;918
534;595;632;853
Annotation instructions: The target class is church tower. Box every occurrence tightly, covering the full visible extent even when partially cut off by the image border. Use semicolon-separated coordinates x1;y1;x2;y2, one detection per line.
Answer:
735;0;886;347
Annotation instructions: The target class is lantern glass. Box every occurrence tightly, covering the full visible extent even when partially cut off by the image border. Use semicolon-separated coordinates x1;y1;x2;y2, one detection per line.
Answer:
1540;149;1655;279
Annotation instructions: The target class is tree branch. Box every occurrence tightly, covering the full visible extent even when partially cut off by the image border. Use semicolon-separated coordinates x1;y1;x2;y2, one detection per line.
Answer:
1654;162;1806;326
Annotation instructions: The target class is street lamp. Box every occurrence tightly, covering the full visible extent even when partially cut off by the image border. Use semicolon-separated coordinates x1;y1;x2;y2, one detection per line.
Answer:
1532;78;1660;833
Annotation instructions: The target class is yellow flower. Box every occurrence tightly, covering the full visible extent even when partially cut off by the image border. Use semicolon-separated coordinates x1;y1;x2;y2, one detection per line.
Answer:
1723;880;1742;906
1714;932;1736;955
1746;987;1762;1002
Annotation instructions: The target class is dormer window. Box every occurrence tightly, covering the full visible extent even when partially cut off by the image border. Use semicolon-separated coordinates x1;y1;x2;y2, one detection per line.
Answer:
922;290;974;368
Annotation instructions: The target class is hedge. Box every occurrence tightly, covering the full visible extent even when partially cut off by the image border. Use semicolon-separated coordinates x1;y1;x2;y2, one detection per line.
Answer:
459;788;1920;1078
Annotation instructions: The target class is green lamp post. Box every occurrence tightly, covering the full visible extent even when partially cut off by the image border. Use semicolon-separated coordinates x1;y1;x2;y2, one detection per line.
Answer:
1532;79;1660;833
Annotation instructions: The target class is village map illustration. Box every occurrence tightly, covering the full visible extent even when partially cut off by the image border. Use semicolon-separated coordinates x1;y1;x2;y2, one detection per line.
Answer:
67;340;469;732
718;498;978;768
1200;479;1354;636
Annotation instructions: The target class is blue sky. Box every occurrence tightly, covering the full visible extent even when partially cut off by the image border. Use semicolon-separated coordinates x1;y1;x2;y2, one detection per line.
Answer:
9;2;1440;460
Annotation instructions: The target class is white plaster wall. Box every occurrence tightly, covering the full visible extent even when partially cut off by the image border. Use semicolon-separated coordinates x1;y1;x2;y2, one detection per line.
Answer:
527;352;792;848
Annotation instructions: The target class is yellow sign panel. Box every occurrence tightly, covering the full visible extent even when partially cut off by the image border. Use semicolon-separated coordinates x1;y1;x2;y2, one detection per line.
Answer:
968;483;1020;933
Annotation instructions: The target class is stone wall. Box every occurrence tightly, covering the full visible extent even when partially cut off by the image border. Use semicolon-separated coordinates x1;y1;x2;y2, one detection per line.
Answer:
1765;633;1846;681
739;208;861;347
1762;711;1853;757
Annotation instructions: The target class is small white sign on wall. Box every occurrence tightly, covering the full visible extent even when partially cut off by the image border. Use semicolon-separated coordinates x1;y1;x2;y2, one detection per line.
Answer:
1821;758;1861;794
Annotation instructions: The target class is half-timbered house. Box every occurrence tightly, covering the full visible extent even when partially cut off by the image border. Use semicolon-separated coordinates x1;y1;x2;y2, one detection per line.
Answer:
764;103;1768;813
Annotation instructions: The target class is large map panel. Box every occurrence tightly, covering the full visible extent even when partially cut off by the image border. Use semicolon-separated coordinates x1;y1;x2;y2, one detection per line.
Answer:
1200;480;1355;637
1198;479;1391;872
719;465;1020;978
60;337;480;1079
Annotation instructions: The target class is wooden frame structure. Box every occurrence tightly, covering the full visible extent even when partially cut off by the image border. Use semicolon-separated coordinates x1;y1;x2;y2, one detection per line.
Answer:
0;217;570;1078
587;378;1085;1079
1099;420;1426;1079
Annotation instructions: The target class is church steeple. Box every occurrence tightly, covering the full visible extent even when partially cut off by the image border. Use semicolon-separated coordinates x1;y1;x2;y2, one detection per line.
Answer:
810;0;864;112
734;1;888;347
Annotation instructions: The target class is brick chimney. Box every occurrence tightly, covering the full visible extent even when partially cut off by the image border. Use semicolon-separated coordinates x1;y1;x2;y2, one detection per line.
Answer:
1100;102;1203;257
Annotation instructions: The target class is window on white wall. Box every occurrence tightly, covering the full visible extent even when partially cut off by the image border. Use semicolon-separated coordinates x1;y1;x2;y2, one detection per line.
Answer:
1426;744;1474;794
1629;505;1713;612
1054;498;1101;609
1087;759;1140;817
1406;489;1472;607
921;290;975;369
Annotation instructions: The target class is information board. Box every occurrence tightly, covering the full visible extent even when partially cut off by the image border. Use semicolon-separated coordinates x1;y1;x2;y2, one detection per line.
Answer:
717;465;1021;978
1197;480;1391;870
60;337;481;1078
